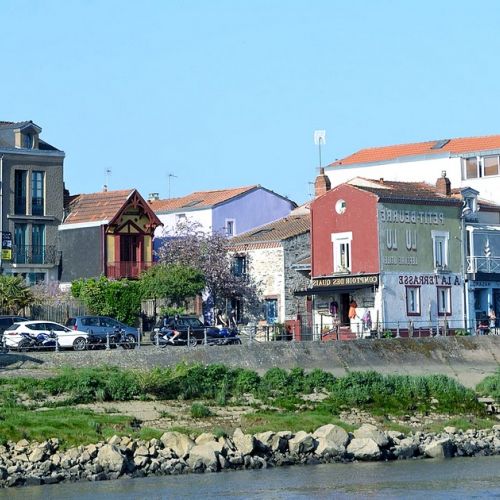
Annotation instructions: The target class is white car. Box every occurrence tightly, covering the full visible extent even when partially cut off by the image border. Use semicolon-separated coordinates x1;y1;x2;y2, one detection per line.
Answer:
3;320;89;351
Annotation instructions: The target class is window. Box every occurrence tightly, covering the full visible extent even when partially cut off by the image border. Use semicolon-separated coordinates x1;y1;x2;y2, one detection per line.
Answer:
464;157;479;179
233;255;246;277
32;224;45;264
406;286;421;315
264;298;278;324
483;155;499;177
14;223;27;264
463;155;500;179
14;170;27;215
23;133;33;149
437;287;452;316
431;230;449;269
225;219;235;237
31;171;44;216
332;232;352;273
175;213;186;224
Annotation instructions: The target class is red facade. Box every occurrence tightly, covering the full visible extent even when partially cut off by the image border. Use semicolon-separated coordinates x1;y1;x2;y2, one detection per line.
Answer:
311;184;380;277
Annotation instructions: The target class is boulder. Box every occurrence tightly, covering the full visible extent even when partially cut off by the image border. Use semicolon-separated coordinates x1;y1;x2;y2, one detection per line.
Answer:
347;438;381;460
232;428;256;456
288;431;316;454
96;444;126;473
28;448;45;463
443;426;457;434
134;445;150;457
353;424;389;448
313;424;349;456
195;433;216;445
422;438;455;458
187;443;220;471
393;437;418;459
254;431;274;452
160;432;195;459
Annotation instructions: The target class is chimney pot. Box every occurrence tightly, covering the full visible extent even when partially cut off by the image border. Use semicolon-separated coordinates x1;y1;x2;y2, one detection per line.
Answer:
314;168;331;197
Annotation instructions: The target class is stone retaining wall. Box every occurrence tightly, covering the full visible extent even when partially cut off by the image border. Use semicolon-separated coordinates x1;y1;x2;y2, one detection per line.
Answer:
1;337;499;388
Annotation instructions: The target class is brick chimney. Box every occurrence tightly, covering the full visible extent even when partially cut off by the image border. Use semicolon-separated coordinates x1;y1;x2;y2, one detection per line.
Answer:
314;167;331;197
436;170;451;196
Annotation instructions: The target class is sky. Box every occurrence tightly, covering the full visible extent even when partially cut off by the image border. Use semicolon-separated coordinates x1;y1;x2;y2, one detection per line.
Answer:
3;0;500;205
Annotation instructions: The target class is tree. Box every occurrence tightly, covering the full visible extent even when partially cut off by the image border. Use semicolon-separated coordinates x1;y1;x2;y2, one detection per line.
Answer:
71;276;142;325
139;263;205;308
0;275;35;314
156;221;261;321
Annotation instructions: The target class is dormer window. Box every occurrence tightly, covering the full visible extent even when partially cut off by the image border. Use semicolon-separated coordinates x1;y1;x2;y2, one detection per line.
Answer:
23;133;33;149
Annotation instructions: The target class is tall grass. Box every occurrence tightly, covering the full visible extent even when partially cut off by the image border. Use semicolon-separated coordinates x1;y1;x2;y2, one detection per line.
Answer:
476;367;500;402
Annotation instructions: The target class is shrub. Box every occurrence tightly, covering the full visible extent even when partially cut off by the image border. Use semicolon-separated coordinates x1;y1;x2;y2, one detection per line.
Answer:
476;368;500;402
191;403;212;418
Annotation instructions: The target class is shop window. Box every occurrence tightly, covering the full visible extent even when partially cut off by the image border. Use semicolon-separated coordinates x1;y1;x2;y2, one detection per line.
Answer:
332;232;352;273
431;230;449;269
437;286;451;316
406;286;421;316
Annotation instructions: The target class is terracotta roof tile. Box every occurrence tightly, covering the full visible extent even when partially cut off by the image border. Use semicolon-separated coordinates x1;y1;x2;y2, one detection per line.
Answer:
63;189;135;224
148;185;259;213
228;213;310;246
330;134;500;166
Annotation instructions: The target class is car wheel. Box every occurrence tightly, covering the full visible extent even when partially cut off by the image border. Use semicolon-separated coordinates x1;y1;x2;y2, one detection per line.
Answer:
17;339;31;352
188;336;197;347
73;337;87;351
123;334;136;350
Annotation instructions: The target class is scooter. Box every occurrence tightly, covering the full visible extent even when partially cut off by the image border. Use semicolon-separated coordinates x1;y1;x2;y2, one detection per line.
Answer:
206;327;241;345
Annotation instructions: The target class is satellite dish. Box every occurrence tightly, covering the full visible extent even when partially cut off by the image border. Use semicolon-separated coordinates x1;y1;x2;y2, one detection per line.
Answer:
314;130;326;145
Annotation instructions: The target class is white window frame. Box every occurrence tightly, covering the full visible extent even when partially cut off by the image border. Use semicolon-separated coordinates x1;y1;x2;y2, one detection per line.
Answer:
406;286;421;316
431;230;449;270
463;155;500;179
175;213;187;224
225;218;236;237
331;231;352;273
437;286;452;316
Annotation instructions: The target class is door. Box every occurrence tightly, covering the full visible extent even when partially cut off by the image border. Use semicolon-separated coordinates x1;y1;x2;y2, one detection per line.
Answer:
341;293;351;325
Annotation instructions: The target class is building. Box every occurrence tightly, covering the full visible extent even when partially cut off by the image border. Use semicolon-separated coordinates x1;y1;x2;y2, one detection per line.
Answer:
305;174;465;339
324;134;500;204
59;189;162;283
148;185;297;252
0;120;65;284
228;205;310;325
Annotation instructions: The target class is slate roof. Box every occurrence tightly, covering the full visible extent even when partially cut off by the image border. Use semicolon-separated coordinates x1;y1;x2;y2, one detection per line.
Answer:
347;178;462;206
228;213;310;247
63;189;136;224
148;185;260;213
330;134;500;167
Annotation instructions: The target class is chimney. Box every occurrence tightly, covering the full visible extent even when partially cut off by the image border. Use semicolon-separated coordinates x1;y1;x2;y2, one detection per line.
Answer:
436;170;451;196
148;192;159;202
314;167;331;197
103;185;108;192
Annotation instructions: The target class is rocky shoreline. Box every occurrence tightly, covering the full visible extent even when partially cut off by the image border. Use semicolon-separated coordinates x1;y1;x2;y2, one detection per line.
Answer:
1;423;500;488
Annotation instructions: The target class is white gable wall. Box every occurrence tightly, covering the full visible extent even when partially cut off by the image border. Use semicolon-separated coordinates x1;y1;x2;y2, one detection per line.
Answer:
154;208;213;238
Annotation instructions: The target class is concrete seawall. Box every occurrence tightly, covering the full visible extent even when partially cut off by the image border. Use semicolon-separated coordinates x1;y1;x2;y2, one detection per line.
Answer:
1;336;499;388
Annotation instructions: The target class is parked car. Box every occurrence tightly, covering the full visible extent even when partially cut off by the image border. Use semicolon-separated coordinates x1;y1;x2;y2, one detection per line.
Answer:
66;316;139;347
151;315;206;344
3;321;88;351
0;315;28;340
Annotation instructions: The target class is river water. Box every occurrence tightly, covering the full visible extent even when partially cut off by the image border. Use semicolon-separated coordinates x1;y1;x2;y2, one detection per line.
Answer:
2;456;500;499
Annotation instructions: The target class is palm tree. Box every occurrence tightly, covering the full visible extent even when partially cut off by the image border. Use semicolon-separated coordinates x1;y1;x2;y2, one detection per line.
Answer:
0;276;35;314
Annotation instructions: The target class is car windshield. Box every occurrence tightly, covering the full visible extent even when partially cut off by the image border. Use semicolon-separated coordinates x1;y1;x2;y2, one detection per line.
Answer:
183;317;204;328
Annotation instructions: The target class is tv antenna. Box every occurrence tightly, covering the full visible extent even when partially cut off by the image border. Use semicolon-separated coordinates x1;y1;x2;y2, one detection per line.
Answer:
104;168;112;191
314;130;326;168
168;173;177;199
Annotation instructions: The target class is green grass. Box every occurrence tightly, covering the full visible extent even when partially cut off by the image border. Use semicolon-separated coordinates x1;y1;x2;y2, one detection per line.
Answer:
476;368;500;402
190;403;212;418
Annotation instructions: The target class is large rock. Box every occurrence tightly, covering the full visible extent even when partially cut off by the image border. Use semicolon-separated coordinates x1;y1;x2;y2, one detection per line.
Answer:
393;438;418;459
313;424;349;456
353;424;389;448
232;428;256;456
423;438;455;458
28;448;45;463
347;438;381;460
187;443;221;471
160;432;195;459
195;433;216;445
254;431;274;452
96;444;126;473
288;431;316;454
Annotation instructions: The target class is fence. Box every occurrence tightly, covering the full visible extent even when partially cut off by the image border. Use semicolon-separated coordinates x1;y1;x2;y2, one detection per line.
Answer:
0;302;89;324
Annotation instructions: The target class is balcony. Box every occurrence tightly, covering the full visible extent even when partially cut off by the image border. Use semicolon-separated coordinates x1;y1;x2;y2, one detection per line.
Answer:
467;256;500;274
12;245;57;265
106;261;153;279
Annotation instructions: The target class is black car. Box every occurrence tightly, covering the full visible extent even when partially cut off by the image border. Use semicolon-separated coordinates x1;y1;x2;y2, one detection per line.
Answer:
0;315;28;340
151;315;206;343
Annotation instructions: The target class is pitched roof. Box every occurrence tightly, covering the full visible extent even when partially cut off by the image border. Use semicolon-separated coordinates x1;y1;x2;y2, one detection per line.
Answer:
63;189;136;224
347;178;461;206
147;185;261;213
330;134;500;167
228;213;310;247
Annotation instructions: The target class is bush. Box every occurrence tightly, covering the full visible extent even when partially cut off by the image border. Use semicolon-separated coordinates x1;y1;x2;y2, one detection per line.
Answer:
191;403;212;418
476;368;500;402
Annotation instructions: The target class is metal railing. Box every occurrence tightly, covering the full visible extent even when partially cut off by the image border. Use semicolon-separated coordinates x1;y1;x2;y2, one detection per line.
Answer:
11;245;57;265
106;261;153;279
467;256;500;274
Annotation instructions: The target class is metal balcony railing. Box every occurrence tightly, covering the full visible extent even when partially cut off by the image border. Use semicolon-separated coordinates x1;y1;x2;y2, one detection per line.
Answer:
12;245;57;265
106;261;153;279
466;256;500;274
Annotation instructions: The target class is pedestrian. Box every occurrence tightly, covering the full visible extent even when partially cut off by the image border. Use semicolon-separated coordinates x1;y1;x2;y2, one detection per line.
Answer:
489;305;496;334
229;308;237;328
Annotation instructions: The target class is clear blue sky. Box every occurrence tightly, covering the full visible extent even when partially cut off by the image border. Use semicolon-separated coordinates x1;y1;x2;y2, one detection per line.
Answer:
3;0;500;205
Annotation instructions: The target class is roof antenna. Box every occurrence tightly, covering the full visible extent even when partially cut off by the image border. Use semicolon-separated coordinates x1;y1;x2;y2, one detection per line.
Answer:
168;173;177;199
104;168;111;192
314;130;326;169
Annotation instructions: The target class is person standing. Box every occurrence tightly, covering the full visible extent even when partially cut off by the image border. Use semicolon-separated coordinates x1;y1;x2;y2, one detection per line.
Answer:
489;305;497;334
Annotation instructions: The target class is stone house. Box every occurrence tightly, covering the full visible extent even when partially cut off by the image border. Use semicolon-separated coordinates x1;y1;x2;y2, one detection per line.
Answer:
0;120;65;284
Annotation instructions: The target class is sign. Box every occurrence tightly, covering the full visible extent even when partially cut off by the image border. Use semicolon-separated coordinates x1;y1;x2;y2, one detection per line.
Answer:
1;232;12;261
312;274;379;288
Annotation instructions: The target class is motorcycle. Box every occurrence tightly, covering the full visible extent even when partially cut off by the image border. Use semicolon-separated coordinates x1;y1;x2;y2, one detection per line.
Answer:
205;327;241;346
87;327;137;350
156;327;198;348
17;331;57;351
